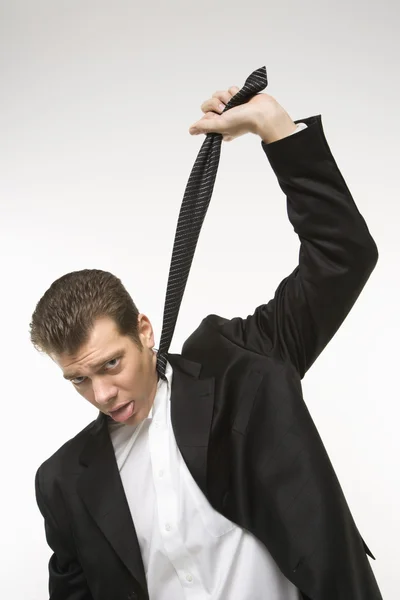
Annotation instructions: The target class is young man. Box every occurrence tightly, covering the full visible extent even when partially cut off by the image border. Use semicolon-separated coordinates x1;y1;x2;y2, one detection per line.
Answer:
32;84;382;599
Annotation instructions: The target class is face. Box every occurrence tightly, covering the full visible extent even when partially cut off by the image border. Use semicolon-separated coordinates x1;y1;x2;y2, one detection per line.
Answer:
52;314;158;426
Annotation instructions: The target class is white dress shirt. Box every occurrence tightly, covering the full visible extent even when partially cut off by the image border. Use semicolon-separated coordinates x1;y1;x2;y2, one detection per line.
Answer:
109;360;302;600
108;122;307;599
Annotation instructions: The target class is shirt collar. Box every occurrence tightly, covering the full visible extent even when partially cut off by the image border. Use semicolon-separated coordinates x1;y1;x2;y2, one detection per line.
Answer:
149;359;172;421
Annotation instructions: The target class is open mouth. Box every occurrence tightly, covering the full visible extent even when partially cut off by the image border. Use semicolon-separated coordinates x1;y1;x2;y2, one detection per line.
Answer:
109;401;135;422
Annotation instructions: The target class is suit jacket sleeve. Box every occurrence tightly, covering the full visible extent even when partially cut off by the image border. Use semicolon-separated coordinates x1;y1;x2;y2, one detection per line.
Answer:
35;466;94;600
220;114;378;378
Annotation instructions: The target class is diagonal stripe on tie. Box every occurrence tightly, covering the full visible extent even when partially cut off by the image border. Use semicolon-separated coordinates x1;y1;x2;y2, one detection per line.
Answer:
156;66;269;379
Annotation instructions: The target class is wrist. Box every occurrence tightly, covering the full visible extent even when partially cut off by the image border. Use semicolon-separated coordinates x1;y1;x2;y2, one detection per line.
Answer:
253;109;297;144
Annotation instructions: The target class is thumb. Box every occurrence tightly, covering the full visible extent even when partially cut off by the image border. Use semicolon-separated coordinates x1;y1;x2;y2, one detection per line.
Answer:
189;112;224;136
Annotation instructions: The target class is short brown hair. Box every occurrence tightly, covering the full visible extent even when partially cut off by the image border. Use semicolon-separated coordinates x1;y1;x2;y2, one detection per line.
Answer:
30;269;142;356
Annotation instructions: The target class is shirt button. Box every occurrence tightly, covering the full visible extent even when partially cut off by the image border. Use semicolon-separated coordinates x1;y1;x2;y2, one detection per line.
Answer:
165;523;172;532
185;573;193;583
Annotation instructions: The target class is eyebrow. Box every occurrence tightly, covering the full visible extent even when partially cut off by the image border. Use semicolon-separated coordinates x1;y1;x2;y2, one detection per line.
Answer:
63;349;125;380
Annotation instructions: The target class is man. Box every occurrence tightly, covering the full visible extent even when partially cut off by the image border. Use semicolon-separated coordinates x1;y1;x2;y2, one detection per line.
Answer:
32;82;382;599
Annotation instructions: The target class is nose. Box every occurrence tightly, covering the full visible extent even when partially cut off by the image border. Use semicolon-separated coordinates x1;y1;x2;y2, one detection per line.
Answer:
92;378;118;408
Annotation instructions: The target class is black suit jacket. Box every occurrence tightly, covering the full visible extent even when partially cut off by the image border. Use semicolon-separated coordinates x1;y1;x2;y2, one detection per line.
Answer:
35;115;383;600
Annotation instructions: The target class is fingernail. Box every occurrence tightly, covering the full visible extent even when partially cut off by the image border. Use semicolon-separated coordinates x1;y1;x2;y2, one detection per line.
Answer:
219;104;225;111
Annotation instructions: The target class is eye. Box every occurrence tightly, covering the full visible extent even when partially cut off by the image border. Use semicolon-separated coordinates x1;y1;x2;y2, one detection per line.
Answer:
69;358;120;385
104;358;120;370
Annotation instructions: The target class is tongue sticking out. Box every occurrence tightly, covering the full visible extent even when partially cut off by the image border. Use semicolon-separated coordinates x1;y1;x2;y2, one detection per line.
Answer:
109;401;135;423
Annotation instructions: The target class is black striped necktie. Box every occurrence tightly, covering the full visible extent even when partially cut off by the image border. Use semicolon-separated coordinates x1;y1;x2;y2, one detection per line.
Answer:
156;66;268;380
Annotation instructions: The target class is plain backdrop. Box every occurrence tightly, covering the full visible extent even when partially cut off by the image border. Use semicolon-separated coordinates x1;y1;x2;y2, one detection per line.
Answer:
0;1;398;598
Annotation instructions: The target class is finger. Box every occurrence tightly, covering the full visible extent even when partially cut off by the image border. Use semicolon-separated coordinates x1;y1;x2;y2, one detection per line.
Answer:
211;90;233;105
189;113;225;135
228;85;240;96
200;96;227;114
200;85;240;114
203;111;219;119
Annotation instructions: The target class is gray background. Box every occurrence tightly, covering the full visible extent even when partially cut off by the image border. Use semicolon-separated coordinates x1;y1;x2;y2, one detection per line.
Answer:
0;1;398;598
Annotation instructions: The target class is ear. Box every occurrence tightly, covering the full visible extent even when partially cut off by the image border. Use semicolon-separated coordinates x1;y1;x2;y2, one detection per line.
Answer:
137;313;155;349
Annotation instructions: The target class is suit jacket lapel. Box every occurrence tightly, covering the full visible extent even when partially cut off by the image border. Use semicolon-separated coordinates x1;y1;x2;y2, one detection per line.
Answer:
77;412;148;595
168;353;215;496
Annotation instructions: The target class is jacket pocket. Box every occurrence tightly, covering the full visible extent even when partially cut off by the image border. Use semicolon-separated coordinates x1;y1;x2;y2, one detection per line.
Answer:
232;370;264;435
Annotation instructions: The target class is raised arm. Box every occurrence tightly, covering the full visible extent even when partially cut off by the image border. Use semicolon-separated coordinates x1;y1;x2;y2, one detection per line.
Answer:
189;93;378;378
225;114;377;377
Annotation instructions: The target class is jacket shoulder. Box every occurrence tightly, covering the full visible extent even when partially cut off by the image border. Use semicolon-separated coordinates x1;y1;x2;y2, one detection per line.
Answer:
36;417;98;482
182;312;272;356
182;313;230;354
